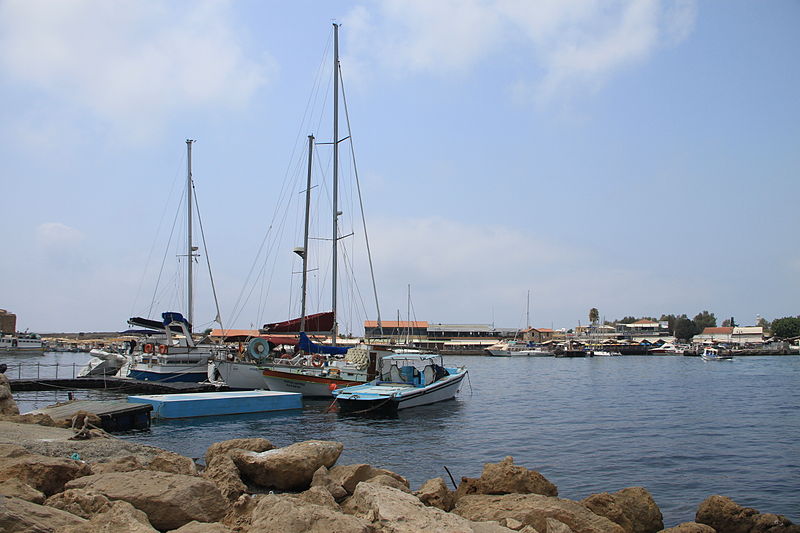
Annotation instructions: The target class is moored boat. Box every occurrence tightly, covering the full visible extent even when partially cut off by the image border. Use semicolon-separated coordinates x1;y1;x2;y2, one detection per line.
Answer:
701;346;734;361
331;353;467;415
0;333;44;356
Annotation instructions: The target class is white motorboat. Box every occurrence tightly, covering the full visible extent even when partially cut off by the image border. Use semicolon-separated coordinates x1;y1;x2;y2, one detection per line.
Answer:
332;353;467;415
701;346;733;361
485;340;551;357
78;348;131;377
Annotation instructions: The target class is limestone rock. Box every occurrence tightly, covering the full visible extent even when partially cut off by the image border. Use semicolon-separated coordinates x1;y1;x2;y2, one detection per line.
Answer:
63;499;159;533
0;478;45;503
342;481;513;533
204;437;274;465
232;440;343;491
696;495;800;533
582;487;663;533
0;374;19;416
148;451;198;476
658;523;716;533
364;473;413;493
546;517;577;533
90;454;146;475
456;457;557;501
65;470;228;530
0;443;30;458
297;485;341;511
328;463;409;494
0;452;92;496
248;492;373;533
203;453;247;502
2;413;58;426
311;465;348;502
167;521;234;533
415;477;455;511
45;488;113;519
220;494;260;532
0;495;87;532
454;493;627;533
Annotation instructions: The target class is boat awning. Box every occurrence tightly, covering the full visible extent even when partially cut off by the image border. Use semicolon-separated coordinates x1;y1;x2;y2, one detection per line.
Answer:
262;311;335;334
127;317;190;334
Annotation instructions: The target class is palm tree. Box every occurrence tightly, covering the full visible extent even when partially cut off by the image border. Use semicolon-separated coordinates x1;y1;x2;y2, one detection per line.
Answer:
589;308;599;325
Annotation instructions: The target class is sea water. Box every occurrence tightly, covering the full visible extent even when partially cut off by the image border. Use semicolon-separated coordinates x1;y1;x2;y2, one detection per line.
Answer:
9;352;800;527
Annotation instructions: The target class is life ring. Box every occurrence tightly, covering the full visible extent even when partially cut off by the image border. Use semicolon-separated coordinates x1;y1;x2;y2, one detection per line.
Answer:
311;354;325;367
158;344;168;355
143;343;154;354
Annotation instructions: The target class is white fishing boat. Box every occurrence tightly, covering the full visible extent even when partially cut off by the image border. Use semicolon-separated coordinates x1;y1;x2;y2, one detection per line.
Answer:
701;346;733;361
78;347;131;377
485;340;550;357
0;333;44;356
331;353;467;415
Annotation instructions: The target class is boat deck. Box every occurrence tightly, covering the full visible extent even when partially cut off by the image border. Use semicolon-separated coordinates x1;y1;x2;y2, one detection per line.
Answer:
29;399;153;432
127;390;302;419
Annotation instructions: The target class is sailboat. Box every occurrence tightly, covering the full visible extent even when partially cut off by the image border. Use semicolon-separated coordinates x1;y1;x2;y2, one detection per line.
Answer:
123;140;221;383
257;24;397;397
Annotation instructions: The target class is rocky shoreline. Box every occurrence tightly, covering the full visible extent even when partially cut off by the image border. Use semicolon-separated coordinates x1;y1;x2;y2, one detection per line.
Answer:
2;374;798;533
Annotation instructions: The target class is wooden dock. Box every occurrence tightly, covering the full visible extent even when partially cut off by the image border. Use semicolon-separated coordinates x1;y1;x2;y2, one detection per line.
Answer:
8;377;223;394
29;399;153;432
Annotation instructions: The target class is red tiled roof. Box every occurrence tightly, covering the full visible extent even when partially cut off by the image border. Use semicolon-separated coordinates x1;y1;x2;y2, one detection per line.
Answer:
702;327;734;335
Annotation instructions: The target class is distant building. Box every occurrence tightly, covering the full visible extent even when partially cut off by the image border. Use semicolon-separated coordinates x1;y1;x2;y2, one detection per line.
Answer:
363;320;428;340
616;319;670;342
521;327;555;343
695;326;764;345
0;309;17;335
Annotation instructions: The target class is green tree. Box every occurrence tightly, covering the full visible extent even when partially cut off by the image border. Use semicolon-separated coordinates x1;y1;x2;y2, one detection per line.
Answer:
589;308;599;325
721;318;732;327
692;311;717;333
771;317;800;339
756;317;771;333
659;314;677;335
674;316;697;341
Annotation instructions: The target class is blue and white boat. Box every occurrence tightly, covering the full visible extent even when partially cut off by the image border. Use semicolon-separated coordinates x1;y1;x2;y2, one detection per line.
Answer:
701;346;734;361
125;312;217;383
331;353;467;415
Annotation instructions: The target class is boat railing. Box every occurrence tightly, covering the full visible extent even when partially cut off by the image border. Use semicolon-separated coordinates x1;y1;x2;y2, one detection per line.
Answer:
4;361;85;380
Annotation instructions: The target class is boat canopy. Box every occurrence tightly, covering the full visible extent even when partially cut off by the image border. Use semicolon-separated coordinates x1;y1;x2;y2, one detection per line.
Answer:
128;315;191;333
299;332;348;355
262;311;335;334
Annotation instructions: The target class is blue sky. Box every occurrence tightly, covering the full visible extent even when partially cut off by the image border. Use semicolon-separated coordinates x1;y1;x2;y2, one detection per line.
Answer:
1;0;798;334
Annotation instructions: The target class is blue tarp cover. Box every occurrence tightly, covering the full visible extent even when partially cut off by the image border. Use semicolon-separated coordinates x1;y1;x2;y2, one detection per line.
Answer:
299;332;348;355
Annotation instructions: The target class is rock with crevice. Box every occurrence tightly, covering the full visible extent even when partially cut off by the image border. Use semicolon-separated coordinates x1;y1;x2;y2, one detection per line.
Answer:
328;463;409;494
658;523;716;533
415;476;455;511
310;465;348;502
65;470;228;531
582;487;663;533
63;499;159;533
0;452;92;496
454;493;627;533
148;451;198;476
455;457;558;501
248;492;373;533
232;440;343;491
204;437;274;465
91;454;146;475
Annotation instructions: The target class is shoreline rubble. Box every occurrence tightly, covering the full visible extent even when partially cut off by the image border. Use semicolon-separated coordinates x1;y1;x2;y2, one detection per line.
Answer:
2;375;798;532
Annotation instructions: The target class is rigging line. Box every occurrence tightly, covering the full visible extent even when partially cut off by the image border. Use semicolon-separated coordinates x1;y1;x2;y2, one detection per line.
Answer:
338;239;370;336
147;181;186;318
339;64;383;333
191;183;225;333
131;148;186;318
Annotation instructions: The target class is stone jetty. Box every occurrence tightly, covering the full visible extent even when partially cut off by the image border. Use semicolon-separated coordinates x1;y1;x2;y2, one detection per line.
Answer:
1;374;798;532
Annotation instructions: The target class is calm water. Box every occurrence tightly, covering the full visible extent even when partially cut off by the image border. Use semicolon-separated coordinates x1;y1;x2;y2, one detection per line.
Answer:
9;352;800;527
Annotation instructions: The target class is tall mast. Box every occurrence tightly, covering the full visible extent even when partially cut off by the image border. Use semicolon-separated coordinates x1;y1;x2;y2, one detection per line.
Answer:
527;289;530;329
300;135;314;333
186;139;195;332
331;22;340;345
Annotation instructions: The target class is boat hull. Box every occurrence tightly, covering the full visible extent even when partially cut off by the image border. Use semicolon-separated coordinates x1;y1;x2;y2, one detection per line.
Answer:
261;367;366;398
334;371;466;414
213;360;266;390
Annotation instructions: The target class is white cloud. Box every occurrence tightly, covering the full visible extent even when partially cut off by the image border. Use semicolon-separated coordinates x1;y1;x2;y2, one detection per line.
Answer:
344;0;697;102
0;0;270;137
36;222;85;248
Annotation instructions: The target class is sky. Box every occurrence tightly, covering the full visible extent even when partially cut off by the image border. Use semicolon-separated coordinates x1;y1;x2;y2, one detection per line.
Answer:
1;0;798;334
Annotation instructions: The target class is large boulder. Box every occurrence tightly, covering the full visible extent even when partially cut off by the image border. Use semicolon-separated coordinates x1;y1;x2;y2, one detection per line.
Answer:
204;437;274;465
582;487;663;533
90;455;146;475
45;488;113;519
148;451;198;476
455;457;558;500
454;493;627;533
342;481;517;533
0;374;19;416
659;523;715;533
63;499;159;533
232;440;343;491
415;477;455;511
328;463;409;494
0;478;45;503
0;495;87;532
247;492;373;533
65;470;228;531
696;495;800;533
0;452;92;495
